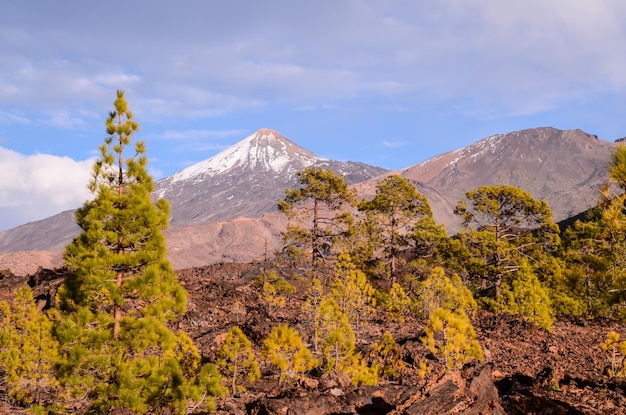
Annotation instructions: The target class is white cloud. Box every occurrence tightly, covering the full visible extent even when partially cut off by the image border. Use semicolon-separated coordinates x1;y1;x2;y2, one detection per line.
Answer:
0;147;94;230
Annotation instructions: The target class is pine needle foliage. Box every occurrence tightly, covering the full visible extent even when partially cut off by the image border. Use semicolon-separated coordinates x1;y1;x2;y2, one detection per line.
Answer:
496;261;555;331
255;270;296;309
454;185;560;298
383;282;414;322
55;90;222;414
328;251;377;330
370;332;405;381
279;167;356;269
600;331;626;379
217;326;260;395
418;267;477;319
0;286;59;408
262;324;318;384
358;175;434;280
421;307;483;372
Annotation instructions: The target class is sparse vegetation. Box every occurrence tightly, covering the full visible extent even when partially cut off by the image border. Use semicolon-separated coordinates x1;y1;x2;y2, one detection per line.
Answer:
5;97;626;414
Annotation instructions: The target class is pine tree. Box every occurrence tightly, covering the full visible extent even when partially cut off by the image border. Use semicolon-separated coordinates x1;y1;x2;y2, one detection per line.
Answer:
383;282;414;323
358;175;434;280
279;167;356;270
262;324;318;384
418;267;477;319
217;326;260;395
600;331;626;379
454;185;560;298
255;270;296;309
328;251;377;330
370;332;405;381
315;297;354;369
421;307;483;372
55;90;223;414
496;261;555;331
0;286;59;409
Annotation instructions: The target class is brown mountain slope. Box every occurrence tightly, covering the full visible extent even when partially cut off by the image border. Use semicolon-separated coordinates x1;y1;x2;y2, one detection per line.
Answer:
0;129;386;255
0;127;619;275
398;127;616;231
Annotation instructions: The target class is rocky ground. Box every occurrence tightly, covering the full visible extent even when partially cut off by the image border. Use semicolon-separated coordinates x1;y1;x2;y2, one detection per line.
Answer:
1;262;625;414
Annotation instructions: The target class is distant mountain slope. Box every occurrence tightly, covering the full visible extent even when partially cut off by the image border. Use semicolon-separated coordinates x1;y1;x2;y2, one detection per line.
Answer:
399;127;616;231
0;126;619;275
155;128;387;227
0;128;387;255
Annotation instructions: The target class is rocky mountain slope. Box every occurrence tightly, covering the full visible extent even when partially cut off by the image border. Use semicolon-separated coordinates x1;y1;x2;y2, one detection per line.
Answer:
0;126;619;275
0;128;386;254
156;128;387;227
1;264;624;414
397;127;616;231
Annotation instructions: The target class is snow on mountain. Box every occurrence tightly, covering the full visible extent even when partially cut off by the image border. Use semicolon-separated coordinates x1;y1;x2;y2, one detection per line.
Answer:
154;128;387;227
400;127;616;231
164;128;324;186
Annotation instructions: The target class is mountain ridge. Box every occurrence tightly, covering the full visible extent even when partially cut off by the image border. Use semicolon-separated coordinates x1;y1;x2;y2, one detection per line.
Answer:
0;128;387;255
0;126;619;274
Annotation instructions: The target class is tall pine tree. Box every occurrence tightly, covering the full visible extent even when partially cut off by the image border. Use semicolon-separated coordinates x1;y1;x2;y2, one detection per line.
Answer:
56;90;223;414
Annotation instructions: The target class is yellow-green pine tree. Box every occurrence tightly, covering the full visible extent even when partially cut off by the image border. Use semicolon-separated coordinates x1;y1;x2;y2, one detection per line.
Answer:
418;267;477;319
0;286;59;409
497;261;555;331
370;332;405;381
262;324;318;384
217;326;261;395
421;307;483;372
329;251;377;330
600;331;626;379
384;282;413;322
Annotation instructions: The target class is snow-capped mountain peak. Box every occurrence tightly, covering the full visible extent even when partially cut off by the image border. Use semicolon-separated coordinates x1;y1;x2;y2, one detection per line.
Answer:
168;128;324;184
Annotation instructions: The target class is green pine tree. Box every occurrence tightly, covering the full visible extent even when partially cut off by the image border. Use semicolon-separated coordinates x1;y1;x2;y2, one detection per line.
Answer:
454;185;560;298
262;324;318;384
421;307;483;373
496;261;555;331
358;175;434;280
279;167;357;270
313;297;377;384
328;251;377;330
55;90;224;414
0;286;59;409
217;326;261;395
418;267;477;319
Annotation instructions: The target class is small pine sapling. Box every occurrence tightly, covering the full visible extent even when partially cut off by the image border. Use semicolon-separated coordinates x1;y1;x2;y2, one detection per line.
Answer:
418;267;477;319
421;307;483;372
496;261;555;331
384;282;414;322
256;270;297;309
262;324;318;384
370;332;405;381
314;297;377;385
600;331;626;379
329;251;377;330
217;326;260;395
0;286;59;408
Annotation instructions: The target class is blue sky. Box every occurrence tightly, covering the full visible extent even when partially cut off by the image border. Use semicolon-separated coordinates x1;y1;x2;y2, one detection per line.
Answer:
2;1;626;230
